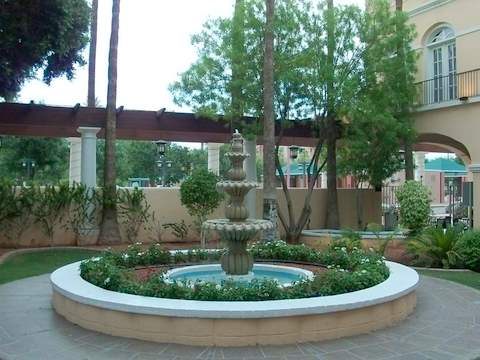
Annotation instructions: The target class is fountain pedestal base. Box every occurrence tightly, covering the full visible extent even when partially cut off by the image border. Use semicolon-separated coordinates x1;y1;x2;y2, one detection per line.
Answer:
220;241;253;275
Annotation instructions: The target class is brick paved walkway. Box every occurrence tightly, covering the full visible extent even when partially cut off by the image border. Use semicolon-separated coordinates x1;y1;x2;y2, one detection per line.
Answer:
0;275;479;360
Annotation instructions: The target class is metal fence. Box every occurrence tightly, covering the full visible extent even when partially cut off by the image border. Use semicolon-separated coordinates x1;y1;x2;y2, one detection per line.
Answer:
416;68;480;106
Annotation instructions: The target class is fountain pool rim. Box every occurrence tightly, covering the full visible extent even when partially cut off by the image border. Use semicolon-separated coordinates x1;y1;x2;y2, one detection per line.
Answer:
164;263;314;287
51;260;418;318
51;260;418;346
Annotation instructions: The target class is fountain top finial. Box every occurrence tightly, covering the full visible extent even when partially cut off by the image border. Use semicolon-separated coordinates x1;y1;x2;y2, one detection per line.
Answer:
231;130;244;153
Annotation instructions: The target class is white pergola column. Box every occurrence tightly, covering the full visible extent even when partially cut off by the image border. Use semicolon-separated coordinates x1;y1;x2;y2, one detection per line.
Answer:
77;127;100;188
469;164;480;229
321;171;327;189
207;143;221;175
68;137;82;185
244;137;257;218
414;151;426;182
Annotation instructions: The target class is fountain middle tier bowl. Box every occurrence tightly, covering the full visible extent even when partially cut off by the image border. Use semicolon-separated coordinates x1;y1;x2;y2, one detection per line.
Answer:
165;264;313;287
216;181;257;193
203;218;273;233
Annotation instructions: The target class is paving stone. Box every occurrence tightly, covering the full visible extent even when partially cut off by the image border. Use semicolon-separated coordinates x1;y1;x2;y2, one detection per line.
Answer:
346;334;389;346
0;274;479;359
161;344;210;358
321;350;361;360
131;353;176;360
221;346;264;359
346;344;397;359
75;332;130;349
114;339;168;354
304;339;357;353
88;347;137;360
261;344;304;357
378;340;427;354
419;349;460;360
387;353;431;360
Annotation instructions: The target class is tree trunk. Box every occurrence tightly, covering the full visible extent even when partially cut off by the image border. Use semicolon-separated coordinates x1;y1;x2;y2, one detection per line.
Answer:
231;0;245;127
87;0;98;107
98;0;121;245
404;142;414;180
325;0;340;229
395;0;415;181
326;125;340;228
262;0;278;241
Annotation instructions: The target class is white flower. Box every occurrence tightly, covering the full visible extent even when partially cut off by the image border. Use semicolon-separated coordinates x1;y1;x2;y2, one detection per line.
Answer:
104;277;110;285
90;257;101;262
122;254;129;259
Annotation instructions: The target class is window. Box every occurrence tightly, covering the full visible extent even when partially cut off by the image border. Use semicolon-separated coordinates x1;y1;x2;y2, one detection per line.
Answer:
427;27;457;102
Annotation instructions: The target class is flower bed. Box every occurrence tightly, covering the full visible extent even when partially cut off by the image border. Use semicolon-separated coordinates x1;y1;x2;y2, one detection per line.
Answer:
79;241;389;301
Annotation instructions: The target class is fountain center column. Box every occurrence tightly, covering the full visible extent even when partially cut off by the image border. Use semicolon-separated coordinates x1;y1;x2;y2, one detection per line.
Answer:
202;131;273;276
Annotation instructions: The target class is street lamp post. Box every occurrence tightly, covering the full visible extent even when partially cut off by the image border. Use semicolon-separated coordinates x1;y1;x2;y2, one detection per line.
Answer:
154;140;172;187
156;159;172;187
21;159;36;181
289;145;308;188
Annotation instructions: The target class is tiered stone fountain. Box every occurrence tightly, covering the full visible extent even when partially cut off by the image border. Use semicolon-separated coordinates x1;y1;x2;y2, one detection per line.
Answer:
165;131;312;285
203;130;272;276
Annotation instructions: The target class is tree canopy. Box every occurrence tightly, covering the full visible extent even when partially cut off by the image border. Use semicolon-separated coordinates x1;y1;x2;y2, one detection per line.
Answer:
170;0;417;235
0;0;90;100
0;137;69;183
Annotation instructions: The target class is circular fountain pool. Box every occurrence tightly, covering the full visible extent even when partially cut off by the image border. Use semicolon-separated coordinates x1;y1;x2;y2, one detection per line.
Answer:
165;264;313;286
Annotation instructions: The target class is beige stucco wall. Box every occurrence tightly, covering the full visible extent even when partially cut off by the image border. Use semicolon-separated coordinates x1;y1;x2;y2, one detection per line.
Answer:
392;0;480;81
414;101;480;162
0;188;381;248
52;289;416;347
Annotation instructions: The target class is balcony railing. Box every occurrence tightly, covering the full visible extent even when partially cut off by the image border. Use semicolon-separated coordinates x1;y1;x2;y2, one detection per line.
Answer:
416;68;480;107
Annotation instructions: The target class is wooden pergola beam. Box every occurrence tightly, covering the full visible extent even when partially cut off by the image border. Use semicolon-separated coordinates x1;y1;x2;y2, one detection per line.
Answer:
0;102;318;146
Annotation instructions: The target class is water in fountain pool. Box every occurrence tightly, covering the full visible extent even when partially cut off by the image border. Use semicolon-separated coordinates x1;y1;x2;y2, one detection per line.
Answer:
165;264;313;287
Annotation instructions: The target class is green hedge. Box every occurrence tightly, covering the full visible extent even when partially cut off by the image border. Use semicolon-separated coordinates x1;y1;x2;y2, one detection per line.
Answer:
80;241;389;301
456;230;480;272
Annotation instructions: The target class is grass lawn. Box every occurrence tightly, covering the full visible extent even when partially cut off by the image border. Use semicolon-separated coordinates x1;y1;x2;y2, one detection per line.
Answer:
418;269;480;291
0;249;100;285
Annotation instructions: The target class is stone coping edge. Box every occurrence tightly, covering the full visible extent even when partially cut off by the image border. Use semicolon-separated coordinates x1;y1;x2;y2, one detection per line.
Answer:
50;261;418;319
301;229;407;239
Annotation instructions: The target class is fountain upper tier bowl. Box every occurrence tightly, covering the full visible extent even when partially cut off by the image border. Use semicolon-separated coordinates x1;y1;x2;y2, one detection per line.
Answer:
165;264;314;287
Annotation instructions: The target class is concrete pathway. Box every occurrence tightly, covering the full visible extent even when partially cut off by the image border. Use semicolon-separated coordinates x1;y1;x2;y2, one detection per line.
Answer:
0;275;479;360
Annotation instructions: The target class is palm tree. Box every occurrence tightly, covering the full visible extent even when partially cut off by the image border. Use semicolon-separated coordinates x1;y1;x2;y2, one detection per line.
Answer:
325;0;340;229
262;0;278;241
395;0;414;180
87;0;98;107
98;0;121;244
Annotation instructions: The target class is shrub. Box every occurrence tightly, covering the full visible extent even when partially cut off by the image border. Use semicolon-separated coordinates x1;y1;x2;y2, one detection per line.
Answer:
407;225;463;268
80;240;389;301
456;230;480;272
396;181;431;233
180;169;223;235
118;188;152;243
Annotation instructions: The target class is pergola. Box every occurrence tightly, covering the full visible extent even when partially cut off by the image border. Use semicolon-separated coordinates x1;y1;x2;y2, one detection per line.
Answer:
0;102;320;195
0;102;317;145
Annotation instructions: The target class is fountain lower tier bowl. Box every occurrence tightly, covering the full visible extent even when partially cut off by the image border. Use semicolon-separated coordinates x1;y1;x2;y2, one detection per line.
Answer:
165;264;313;287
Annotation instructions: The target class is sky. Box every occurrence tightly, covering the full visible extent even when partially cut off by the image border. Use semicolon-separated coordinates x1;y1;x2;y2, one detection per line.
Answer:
15;0;446;158
18;0;364;111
